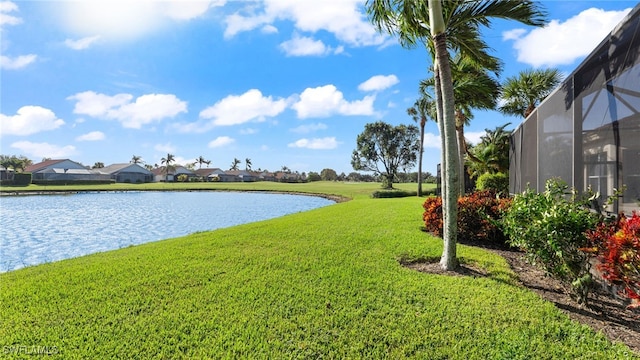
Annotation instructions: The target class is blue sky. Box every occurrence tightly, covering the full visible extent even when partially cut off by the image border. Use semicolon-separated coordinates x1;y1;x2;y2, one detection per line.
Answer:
1;1;636;175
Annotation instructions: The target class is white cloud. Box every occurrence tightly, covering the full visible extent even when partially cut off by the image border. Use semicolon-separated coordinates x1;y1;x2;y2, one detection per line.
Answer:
292;85;376;119
59;0;223;41
208;136;235;148
199;89;288;126
224;0;385;47
154;143;176;153
240;128;258;135
358;74;399;92
64;35;101;50
290;122;327;134
504;7;632;67
76;131;105;141
11;141;76;158
279;34;333;57
261;24;278;34
465;131;485;146
0;54;36;70
288;137;339;150
68;91;187;129
422;132;441;149
0;106;65;136
161;0;225;21
0;1;21;28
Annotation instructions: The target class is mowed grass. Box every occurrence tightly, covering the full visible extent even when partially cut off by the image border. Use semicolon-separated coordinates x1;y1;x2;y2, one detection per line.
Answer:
0;183;636;358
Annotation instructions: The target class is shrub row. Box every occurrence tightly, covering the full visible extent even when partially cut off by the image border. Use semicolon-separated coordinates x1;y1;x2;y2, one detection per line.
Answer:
422;178;640;307
372;190;417;198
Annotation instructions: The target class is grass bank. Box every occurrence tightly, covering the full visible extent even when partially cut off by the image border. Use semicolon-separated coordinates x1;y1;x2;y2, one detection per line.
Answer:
0;183;636;358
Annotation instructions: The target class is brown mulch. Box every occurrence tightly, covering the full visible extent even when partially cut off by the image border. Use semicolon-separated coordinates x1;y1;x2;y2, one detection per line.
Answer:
403;245;640;353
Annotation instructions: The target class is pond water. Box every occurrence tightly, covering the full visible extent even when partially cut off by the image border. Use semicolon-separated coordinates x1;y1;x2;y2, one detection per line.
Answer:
0;191;334;272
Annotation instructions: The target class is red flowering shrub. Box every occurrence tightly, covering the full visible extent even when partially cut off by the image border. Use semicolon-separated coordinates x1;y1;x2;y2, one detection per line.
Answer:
422;191;511;245
422;196;443;237
585;212;640;306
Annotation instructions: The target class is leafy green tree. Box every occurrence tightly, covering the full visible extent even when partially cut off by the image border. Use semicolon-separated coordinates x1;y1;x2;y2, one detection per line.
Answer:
320;168;338;181
306;172;321;182
499;68;563;118
230;158;241;171
1;155;31;174
367;0;546;270
351;121;420;189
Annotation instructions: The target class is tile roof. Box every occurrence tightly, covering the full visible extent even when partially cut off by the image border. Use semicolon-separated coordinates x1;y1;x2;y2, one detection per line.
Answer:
24;159;67;173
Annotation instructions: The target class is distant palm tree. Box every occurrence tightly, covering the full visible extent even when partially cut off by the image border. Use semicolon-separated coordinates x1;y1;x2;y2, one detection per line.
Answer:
467;123;512;177
197;156;211;169
281;165;290;174
230;158;241;171
499;68;563;118
407;96;436;196
161;153;175;181
92;162;105;169
131;155;143;164
245;158;252;171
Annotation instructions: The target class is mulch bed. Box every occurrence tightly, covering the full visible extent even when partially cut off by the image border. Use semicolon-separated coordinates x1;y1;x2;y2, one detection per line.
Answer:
403;245;640;353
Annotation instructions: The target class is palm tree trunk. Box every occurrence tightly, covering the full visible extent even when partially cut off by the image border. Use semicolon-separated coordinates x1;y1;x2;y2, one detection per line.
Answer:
417;118;425;196
455;114;466;196
430;0;459;271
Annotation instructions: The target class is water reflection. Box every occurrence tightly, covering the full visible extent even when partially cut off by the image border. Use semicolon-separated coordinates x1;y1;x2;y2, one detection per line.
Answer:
0;191;333;272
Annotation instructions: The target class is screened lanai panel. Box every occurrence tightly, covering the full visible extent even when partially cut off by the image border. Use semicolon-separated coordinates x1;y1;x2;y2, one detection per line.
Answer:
521;110;538;191
537;87;573;192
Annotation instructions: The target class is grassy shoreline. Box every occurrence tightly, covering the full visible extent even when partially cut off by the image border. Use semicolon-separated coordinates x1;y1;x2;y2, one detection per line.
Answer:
1;182;636;358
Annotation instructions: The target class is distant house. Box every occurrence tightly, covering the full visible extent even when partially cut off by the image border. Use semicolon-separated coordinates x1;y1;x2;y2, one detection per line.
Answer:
26;159;110;183
195;168;231;182
226;170;256;182
152;165;196;182
99;163;153;183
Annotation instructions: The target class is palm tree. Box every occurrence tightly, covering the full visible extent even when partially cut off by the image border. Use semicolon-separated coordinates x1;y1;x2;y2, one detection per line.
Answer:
229;158;241;171
421;54;501;194
367;0;546;270
197;156;211;169
407;96;436;196
131;155;143;164
92;162;105;169
161;153;175;181
467;123;512;177
245;158;252;171
499;68;563;118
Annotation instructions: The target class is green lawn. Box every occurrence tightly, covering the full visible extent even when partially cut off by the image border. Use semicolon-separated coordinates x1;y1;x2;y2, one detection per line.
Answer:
0;182;636;358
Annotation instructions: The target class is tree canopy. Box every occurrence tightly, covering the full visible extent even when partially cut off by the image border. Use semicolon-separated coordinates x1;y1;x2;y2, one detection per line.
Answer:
351;121;420;189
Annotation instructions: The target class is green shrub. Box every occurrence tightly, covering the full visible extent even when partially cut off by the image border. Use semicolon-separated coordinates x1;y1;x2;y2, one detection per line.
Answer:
371;189;416;198
476;172;509;194
500;179;598;304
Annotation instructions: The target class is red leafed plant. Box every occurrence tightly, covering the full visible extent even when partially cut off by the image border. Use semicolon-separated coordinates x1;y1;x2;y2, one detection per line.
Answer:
585;212;640;307
422;191;511;245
